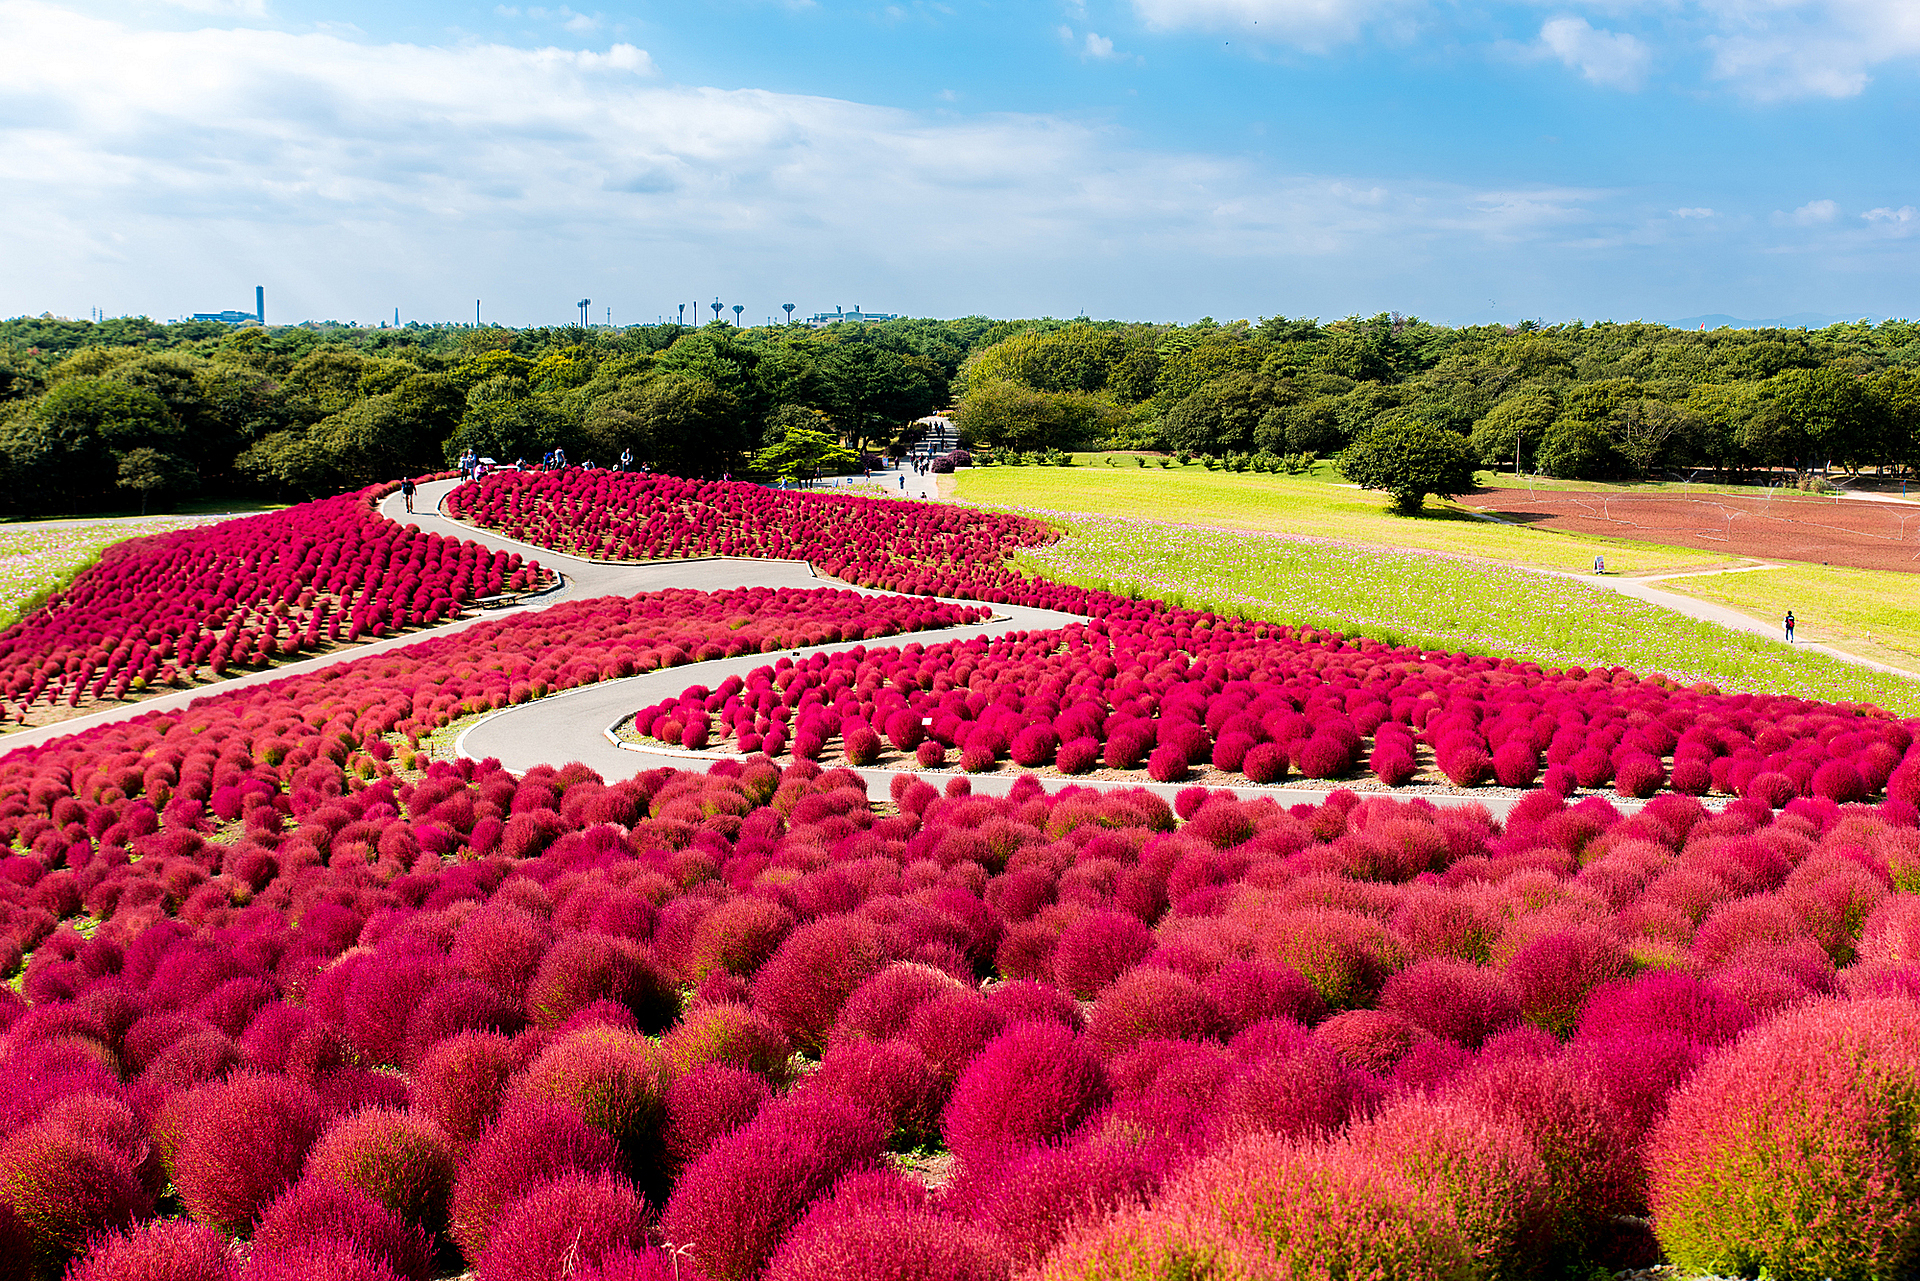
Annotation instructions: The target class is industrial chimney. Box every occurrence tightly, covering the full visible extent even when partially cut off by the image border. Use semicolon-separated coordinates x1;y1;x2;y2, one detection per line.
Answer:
255;286;264;325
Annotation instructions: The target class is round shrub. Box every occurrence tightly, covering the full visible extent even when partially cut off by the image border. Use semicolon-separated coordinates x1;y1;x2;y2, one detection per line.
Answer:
802;1039;945;1149
664;1064;771;1174
412;1032;518;1147
1294;736;1351;780
475;1174;650;1281
659;1095;888;1281
1340;1094;1552;1281
1380;958;1520;1049
1010;724;1059;768
512;1026;671;1155
843;725;884;767
1055;737;1099;775
661;1001;792;1079
1166;1134;1472;1279
0;1123;151;1260
306;1107;455;1227
1491;741;1540;789
1505;927;1631;1038
523;933;677;1033
1052;910;1156;999
751;914;893;1055
1241;743;1289;785
1811;759;1869;804
1147;743;1190;784
915;741;947;768
1648;996;1920;1280
941;1022;1110;1168
250;1180;432;1281
1202;960;1326;1031
1215;1029;1375;1143
66;1219;237;1281
1085;968;1228;1058
1613;753;1666;800
832;962;968;1046
172;1073;326;1235
448;1100;621;1264
1313;1008;1421;1074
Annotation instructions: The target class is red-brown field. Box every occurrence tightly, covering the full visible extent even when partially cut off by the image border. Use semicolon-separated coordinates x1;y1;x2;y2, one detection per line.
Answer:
1464;489;1920;573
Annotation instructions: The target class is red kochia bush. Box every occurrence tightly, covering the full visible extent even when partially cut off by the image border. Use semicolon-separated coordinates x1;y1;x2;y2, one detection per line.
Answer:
0;1122;151;1259
1052;910;1156;999
305;1107;455;1228
941;1022;1110;1168
1085;968;1228;1058
762;1192;1009;1281
475;1174;652;1281
237;1240;408;1281
412;1033;519;1147
1380;958;1520;1048
172;1074;326;1235
511;1026;671;1154
802;1039;947;1149
249;1180;433;1281
1163;1133;1472;1279
1648;996;1920;1280
448;1101;622;1264
750;914;894;1054
659;1094;888;1281
664;1064;771;1174
65;1218;237;1281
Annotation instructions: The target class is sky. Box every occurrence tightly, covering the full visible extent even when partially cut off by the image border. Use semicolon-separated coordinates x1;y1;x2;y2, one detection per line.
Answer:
0;0;1916;328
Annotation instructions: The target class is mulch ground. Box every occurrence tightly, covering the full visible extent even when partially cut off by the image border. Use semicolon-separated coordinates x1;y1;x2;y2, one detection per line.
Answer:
1463;489;1920;573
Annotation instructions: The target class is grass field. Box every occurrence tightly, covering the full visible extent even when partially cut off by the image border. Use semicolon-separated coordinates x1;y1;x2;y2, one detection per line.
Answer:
1011;513;1920;714
1656;562;1920;674
958;463;1739;577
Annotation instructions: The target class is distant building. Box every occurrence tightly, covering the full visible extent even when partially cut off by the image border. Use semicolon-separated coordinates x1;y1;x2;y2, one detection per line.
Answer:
806;305;898;327
191;286;266;326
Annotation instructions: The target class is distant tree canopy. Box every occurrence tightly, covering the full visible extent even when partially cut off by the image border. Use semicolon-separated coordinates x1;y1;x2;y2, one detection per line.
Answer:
4;309;1920;512
946;313;1920;483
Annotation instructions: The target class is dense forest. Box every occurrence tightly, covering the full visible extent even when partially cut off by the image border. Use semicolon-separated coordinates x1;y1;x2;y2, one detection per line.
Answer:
3;310;1916;514
950;314;1920;482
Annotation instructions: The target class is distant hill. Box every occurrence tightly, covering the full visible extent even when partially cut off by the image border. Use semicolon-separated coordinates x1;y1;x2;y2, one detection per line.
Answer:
1672;312;1891;331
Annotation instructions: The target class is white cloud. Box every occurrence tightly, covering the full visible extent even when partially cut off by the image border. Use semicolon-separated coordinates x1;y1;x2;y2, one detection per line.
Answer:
1864;205;1918;223
1699;0;1920;99
1084;31;1117;58
1129;0;1412;52
1789;199;1840;224
1539;16;1650;90
1672;207;1715;218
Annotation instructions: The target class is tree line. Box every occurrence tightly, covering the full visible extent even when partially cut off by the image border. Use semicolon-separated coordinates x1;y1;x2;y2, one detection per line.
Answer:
0;315;1028;514
6;309;1919;513
949;314;1920;482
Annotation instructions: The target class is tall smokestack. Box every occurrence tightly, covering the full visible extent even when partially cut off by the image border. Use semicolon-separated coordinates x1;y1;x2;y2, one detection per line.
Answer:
255;286;264;325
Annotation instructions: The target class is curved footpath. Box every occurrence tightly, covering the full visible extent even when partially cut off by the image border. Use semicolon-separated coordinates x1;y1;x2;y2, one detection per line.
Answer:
0;476;1797;818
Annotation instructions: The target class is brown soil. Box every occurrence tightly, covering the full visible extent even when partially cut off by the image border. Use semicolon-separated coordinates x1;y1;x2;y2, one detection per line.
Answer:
1463;489;1920;573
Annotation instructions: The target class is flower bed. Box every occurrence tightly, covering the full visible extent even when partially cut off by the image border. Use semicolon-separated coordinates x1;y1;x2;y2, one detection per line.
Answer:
0;488;546;726
1;615;1916;1277
443;470;1060;603
630;614;1917;809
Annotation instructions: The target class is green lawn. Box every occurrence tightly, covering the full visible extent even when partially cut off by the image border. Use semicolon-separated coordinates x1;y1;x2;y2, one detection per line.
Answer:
1001;511;1920;716
957;463;1739;577
1656;562;1920;675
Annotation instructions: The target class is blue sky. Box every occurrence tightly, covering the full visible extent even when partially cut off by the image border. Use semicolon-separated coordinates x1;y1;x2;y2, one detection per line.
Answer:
1;0;1916;327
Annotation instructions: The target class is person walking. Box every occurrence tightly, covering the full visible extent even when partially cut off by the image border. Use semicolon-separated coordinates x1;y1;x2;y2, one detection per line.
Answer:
1785;610;1796;643
620;448;633;472
400;477;416;513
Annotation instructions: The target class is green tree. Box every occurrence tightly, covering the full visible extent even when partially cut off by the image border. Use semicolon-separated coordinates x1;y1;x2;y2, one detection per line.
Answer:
1538;415;1620;479
1337;416;1477;514
1468;388;1558;470
1161;374;1273;455
233;429;338;497
1750;366;1878;471
752;427;858;485
116;447;198;514
953;380;1124;452
0;378;179;511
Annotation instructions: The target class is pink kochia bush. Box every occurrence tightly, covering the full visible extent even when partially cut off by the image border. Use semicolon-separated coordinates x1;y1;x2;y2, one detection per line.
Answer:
0;485;544;722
